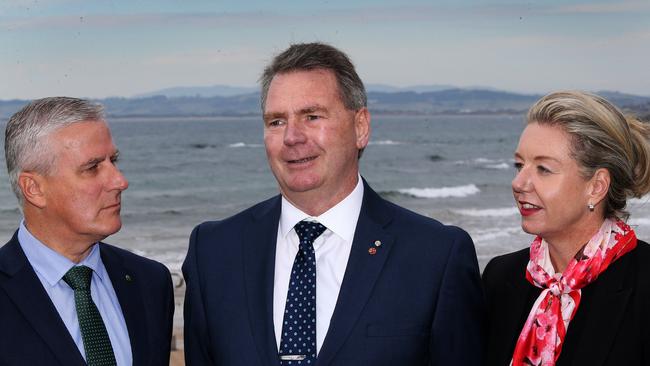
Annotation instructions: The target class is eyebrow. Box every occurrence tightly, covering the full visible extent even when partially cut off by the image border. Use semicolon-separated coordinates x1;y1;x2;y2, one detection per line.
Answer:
79;150;120;168
514;152;562;164
263;105;328;121
262;111;285;121
298;105;327;114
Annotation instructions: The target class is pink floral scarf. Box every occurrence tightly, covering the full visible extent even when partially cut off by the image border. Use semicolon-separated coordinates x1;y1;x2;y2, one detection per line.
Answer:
511;218;637;366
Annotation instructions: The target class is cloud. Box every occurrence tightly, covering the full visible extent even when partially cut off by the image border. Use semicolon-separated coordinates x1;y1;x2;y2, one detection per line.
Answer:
150;47;266;66
0;5;531;31
553;0;650;14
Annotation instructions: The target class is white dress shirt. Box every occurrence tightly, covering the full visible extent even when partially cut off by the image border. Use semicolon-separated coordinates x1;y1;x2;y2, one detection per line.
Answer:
273;176;364;354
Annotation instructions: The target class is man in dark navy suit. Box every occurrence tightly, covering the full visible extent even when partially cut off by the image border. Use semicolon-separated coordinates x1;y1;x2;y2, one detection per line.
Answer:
0;97;174;365
183;42;484;366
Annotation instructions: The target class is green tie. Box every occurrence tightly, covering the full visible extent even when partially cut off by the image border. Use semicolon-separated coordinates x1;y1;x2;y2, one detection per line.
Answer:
63;265;117;366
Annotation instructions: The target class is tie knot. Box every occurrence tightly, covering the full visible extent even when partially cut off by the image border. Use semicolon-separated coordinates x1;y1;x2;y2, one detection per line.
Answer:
63;265;93;290
294;221;326;249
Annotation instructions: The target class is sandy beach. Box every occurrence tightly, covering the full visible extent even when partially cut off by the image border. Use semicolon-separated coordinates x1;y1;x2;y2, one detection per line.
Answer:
170;273;185;366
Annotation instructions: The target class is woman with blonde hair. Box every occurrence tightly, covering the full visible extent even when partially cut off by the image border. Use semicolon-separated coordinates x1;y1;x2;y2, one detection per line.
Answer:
483;91;650;365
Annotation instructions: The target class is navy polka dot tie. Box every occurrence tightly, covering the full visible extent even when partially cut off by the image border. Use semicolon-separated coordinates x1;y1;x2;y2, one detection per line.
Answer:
278;221;326;365
63;265;117;366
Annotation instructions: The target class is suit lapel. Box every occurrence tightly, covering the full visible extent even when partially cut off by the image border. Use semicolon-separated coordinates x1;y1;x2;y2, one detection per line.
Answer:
243;196;283;366
317;183;395;366
0;234;85;366
564;252;633;366
101;244;149;366
500;256;539;363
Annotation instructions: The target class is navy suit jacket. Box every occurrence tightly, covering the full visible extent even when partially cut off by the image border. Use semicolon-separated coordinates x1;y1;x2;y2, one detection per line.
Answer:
483;240;650;366
183;181;485;365
0;231;175;366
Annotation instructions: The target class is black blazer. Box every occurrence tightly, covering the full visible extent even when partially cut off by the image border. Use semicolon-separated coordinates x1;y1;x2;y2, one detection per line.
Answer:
483;240;650;366
0;231;175;366
183;181;485;366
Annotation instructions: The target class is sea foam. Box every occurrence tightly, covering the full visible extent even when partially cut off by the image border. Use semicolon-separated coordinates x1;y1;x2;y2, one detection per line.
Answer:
368;139;402;145
485;163;510;170
454;207;518;217
397;184;480;198
629;217;650;226
228;142;264;148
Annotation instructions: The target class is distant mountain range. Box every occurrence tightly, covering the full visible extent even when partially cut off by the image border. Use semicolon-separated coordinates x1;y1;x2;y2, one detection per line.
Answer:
132;83;500;98
1;86;648;120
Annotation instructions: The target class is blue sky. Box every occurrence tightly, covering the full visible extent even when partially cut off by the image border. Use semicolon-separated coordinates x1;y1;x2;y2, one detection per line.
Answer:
1;0;649;99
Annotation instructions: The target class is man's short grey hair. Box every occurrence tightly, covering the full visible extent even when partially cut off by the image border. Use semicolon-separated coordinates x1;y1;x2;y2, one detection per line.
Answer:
4;97;105;204
259;42;367;112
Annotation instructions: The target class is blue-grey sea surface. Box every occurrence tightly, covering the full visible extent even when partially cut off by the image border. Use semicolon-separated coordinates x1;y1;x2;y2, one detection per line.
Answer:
2;115;649;274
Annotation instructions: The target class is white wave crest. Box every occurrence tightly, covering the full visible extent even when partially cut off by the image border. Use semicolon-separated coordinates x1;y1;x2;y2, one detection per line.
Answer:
454;207;518;217
628;217;650;226
368;139;402;145
474;158;499;164
485;163;510;170
472;227;522;242
228;142;263;148
397;184;480;198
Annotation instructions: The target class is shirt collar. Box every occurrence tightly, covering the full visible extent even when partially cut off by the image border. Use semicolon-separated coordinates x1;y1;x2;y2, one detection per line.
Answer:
279;174;364;243
18;220;107;287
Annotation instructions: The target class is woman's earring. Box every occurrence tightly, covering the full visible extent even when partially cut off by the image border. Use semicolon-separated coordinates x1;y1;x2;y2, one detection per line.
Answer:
588;203;595;212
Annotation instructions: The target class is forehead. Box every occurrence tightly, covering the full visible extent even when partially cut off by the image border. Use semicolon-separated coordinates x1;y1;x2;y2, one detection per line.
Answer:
265;69;342;110
517;123;573;159
48;121;115;156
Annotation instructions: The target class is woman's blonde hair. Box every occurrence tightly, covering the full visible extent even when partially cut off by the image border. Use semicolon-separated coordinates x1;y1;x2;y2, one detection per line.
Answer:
527;90;650;219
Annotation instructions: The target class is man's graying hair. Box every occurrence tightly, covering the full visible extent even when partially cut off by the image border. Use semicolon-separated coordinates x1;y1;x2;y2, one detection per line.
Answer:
5;97;105;204
259;42;367;112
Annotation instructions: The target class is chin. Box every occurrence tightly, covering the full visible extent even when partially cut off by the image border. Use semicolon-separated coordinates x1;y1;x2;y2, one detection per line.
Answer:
520;221;541;236
284;176;322;193
98;220;123;238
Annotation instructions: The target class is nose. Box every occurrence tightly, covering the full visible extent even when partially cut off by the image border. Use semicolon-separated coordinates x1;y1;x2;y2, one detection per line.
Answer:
283;120;307;146
511;167;530;193
110;165;129;191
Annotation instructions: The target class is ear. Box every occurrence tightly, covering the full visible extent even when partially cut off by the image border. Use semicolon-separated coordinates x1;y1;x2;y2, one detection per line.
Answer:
18;172;47;209
588;168;610;205
354;107;371;150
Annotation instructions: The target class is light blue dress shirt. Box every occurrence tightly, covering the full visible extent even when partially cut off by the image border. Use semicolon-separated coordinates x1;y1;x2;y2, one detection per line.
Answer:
18;221;133;366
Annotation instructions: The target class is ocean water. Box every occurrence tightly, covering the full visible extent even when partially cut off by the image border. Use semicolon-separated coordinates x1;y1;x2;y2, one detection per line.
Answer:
2;115;649;275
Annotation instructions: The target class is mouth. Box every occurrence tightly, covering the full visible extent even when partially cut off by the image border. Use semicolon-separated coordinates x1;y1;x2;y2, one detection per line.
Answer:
287;156;317;164
518;201;541;216
104;202;121;210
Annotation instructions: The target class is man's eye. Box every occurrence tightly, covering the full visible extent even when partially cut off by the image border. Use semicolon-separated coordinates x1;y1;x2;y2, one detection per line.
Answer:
537;165;552;174
268;119;284;127
513;162;523;171
307;115;320;121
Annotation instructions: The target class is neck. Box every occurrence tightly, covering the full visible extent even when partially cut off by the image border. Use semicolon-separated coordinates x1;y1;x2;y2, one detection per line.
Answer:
23;215;97;264
283;174;359;217
545;217;606;273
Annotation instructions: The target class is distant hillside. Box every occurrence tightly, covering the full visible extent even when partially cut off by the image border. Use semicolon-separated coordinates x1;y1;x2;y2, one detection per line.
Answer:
134;85;257;98
1;88;649;120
